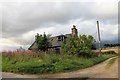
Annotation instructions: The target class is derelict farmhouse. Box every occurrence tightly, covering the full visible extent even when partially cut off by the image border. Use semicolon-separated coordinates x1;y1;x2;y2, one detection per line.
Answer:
28;25;78;51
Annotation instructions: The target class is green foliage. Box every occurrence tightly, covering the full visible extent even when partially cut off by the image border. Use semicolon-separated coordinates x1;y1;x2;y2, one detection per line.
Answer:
62;36;79;55
36;33;50;51
62;35;96;57
2;51;117;74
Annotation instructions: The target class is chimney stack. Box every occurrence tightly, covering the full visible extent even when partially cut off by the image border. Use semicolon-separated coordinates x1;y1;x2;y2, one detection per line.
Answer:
71;25;78;37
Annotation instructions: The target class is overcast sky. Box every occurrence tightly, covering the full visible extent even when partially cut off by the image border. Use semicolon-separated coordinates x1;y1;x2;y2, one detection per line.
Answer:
0;0;119;51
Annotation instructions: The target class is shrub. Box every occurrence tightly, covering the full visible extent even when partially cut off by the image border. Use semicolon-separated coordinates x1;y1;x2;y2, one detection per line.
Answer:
62;35;96;57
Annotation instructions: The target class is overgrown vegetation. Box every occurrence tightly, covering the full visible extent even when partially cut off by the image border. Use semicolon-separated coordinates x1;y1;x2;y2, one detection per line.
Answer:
2;34;118;74
62;35;96;57
2;51;117;74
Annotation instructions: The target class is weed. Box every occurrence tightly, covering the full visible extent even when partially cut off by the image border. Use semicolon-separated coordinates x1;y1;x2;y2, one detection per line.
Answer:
2;51;117;74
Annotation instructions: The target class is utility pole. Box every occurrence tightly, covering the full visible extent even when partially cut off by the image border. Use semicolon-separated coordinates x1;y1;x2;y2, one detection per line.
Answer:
96;21;101;54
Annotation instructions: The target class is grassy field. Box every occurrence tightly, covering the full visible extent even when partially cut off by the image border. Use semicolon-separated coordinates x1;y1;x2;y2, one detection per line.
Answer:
2;51;117;74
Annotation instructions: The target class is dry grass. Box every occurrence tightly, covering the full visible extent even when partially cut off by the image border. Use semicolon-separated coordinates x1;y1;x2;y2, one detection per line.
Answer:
92;47;119;53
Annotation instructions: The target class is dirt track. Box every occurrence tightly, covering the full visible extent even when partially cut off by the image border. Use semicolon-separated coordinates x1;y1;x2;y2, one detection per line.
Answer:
2;57;118;78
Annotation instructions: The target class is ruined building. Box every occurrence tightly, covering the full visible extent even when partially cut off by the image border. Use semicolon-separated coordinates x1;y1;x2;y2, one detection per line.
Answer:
28;25;78;50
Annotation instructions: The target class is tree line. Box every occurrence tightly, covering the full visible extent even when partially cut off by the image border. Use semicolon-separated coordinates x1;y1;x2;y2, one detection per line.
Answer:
104;43;120;47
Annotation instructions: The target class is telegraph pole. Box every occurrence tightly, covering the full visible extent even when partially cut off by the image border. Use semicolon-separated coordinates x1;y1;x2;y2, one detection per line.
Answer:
96;21;101;55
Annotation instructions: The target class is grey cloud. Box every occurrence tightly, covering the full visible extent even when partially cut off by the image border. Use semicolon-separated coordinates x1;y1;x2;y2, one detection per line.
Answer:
2;2;117;43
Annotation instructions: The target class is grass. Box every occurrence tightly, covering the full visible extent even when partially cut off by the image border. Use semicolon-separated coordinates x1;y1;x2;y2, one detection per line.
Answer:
2;50;117;74
105;56;117;69
108;57;117;64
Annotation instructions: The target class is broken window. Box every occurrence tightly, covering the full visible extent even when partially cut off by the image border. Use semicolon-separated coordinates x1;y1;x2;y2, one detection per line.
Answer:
58;36;65;41
58;36;62;41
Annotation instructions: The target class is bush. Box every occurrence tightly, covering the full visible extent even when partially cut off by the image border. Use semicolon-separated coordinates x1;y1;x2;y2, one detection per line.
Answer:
62;35;96;57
